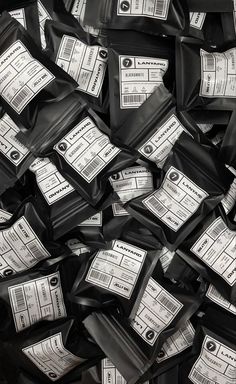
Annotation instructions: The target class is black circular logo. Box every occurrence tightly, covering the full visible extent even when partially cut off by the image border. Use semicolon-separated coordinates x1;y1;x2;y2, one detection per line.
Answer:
4;269;13;277
58;142;67;152
10;151;20;160
120;1;130;11
143;145;153;154
157;350;165;358
206;341;216;352
122;58;132;67
99;49;107;59
50;277;58;287
111;173;120;180
169;171;180;182
48;372;57;379
145;330;155;341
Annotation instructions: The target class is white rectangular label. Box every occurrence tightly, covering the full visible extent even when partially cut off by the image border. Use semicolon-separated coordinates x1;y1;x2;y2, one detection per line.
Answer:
85;240;147;299
78;212;102;226
200;48;236;98
0;216;50;277
189;335;236;384
119;55;168;109
206;284;236;315
0;40;55;113
131;278;183;346
23;332;82;381
8;271;66;332
189;12;206;30
71;0;100;36
9;8;27;29
138;115;189;167
143;166;209;232
117;0;170;20
54;117;121;183
191;217;236;286
159;247;175;272
110;166;153;216
222;179;236;214
157;321;195;362
56;35;107;98
102;358;150;384
0;209;12;223
30;158;74;205
66;239;91;255
37;0;52;49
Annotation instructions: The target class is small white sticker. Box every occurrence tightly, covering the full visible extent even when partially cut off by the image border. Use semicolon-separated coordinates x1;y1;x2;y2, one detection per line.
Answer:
86;240;147;299
0;209;12;223
0;114;30;165
159;247;175;272
119;55;168;109
138;115;189;167
110;166;153;216
117;0;170;20
143;166;209;232
37;0;52;49
191;217;236;286
189;335;236;384
23;332;83;381
30;158;74;205
71;0;100;36
9;8;27;28
66;239;91;255
131;278;183;346
200;48;236;98
54;117;121;183
0;40;55;113
78;212;103;227
189;12;206;30
206;284;236;315
222;178;236;214
8;271;66;332
56;35;107;98
157;321;195;362
0;216;50;278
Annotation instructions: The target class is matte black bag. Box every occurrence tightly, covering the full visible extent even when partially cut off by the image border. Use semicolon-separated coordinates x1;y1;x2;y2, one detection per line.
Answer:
126;133;233;251
0;111;35;195
83;261;201;384
187;0;234;12
0;254;84;339
108;31;175;131
176;36;236;112
112;85;211;168
2;318;103;383
0;0;41;47
176;204;236;305
221;12;236;44
219;110;236;168
188;13;225;48
44;20;109;112
84;0;188;37
0;12;77;131
205;283;236;316
72;239;162;318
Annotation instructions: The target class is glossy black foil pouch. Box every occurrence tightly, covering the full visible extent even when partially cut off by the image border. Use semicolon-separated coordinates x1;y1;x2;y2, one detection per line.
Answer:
84;0;188;37
176;37;236;112
126;133;233;251
0;12;77;131
108;31;175;131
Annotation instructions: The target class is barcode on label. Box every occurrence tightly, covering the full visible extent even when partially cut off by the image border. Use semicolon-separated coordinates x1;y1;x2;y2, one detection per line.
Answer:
61;38;75;61
122;94;146;105
82;157;103;178
12;287;27;312
146;197;166;216
209;220;226;240
182;325;194;345
12;88;31;110
89;270;110;284
158;293;179;314
155;0;165;16
191;370;213;384
205;55;214;71
27;243;44;260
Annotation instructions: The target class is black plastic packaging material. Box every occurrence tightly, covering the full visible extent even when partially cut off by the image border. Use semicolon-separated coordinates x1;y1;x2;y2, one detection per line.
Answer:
221;12;236;44
0;0;41;47
177;204;236;305
84;0;188;37
29;157;99;240
126;132;233;251
219;110;236;168
205;283;236;316
188;13;225;48
83;261;202;384
108;31;175;131
187;0;234;12
0;254;85;339
2;318;104;383
44;20;109;113
72;239;161;318
0;112;35;196
176;37;236;112
112;85;211;167
0;12;77;131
